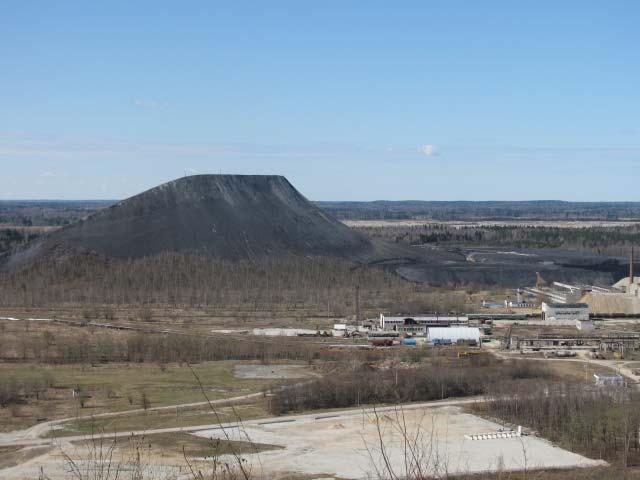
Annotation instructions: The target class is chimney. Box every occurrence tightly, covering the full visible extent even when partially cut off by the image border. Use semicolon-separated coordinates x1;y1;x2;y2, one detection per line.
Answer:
631;246;635;289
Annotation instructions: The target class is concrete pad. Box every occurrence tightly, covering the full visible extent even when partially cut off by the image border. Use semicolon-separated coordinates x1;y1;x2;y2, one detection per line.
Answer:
194;406;605;479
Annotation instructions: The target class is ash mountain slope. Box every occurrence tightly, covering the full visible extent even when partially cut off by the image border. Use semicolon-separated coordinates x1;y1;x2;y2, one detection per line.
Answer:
4;175;376;266
1;175;630;288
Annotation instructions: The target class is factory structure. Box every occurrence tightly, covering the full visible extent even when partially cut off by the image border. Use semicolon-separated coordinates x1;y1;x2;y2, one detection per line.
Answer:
541;302;589;322
508;330;640;352
378;314;468;334
512;247;640;318
375;314;481;346
242;249;639;354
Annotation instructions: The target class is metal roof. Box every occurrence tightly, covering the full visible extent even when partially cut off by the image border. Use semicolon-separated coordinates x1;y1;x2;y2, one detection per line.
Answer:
546;303;588;308
427;327;480;342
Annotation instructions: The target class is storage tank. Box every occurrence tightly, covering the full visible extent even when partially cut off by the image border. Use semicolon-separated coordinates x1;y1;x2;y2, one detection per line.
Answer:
402;338;417;346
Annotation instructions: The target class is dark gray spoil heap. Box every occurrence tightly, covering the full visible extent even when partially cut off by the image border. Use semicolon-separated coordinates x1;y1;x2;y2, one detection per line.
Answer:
2;175;630;288
6;175;374;264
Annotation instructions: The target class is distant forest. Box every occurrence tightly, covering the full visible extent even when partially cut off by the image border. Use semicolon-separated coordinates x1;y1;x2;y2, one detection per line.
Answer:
317;200;640;221
0;201;113;254
357;223;640;257
2;200;640;226
2;199;639;257
0;200;112;227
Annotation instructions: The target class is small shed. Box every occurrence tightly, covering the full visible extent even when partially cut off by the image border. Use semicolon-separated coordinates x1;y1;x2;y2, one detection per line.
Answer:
427;327;481;346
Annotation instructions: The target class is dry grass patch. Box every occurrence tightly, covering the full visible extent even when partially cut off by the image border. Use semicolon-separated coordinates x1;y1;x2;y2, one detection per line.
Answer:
48;402;270;438
0;361;281;432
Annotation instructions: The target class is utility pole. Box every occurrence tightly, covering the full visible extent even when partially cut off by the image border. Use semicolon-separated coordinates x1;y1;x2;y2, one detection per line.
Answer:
630;246;635;290
355;283;360;326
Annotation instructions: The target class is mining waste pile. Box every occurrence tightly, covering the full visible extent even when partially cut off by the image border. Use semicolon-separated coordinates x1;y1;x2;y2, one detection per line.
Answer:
1;174;631;287
2;175;375;267
395;247;629;288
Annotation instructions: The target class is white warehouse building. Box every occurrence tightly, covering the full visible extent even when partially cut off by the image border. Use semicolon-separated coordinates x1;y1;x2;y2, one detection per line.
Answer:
541;302;589;322
427;327;481;346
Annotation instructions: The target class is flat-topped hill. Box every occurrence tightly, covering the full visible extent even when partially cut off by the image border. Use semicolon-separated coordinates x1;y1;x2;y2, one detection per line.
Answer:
3;175;374;266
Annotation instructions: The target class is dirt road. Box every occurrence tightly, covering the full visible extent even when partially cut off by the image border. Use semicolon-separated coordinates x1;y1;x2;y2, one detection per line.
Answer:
0;397;484;449
0;390;267;445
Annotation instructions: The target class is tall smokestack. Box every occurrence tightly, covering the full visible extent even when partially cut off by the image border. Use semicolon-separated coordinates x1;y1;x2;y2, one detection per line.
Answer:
631;246;635;288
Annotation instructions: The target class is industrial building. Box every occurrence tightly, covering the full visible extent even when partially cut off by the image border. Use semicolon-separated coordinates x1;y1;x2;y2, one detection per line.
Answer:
506;289;538;308
524;284;581;304
467;313;528;322
541;302;589;322
617;247;639;296
523;283;607;305
613;276;640;296
379;314;468;335
332;323;370;337
522;248;640;317
427;327;480;346
508;331;640;352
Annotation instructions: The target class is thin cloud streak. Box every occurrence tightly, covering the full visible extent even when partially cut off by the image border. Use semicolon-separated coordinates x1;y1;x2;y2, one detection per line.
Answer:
0;138;349;161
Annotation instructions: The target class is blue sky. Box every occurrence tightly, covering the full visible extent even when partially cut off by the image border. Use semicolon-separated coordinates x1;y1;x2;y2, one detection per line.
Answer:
1;1;638;200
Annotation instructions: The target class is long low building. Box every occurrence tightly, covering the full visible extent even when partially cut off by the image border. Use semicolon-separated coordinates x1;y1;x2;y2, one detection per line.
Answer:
541;302;589;322
427;327;481;345
509;332;640;351
467;313;529;321
379;314;468;335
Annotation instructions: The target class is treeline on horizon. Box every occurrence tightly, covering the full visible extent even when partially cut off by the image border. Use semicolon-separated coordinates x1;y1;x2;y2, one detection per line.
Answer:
317;200;640;221
358;223;640;257
0;200;112;227
3;199;640;226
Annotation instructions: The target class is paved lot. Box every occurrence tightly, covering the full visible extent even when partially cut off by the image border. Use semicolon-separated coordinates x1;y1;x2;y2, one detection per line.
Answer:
0;400;606;479
195;405;606;479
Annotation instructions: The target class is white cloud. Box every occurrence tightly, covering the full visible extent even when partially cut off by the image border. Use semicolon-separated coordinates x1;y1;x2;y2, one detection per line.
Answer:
420;144;437;156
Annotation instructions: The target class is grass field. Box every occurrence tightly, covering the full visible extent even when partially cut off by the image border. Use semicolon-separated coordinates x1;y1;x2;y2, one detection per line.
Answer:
0;361;291;432
50;401;270;437
72;430;281;458
542;358;619;381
